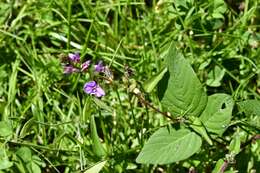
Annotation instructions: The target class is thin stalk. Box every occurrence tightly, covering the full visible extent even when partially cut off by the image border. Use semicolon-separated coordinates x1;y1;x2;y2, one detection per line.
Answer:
67;0;72;50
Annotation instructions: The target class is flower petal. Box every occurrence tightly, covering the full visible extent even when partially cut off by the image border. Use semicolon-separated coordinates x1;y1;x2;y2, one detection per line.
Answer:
95;86;105;97
84;81;96;94
64;65;79;74
94;61;105;72
83;81;105;97
68;52;80;63
81;60;91;71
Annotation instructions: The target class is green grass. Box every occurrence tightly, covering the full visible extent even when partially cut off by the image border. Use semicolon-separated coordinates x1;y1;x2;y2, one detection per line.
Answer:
0;0;260;172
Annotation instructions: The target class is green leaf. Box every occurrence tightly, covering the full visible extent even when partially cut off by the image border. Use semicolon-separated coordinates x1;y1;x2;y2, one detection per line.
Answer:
0;159;13;170
237;100;260;129
84;160;107;173
19;118;35;138
90;115;106;158
0;121;12;137
16;147;32;163
237;100;260;116
0;2;10;25
136;128;202;164
229;133;241;155
143;67;167;93
190;117;213;145
26;162;41;173
0;147;13;170
212;0;227;19
212;158;225;173
206;66;225;87
200;94;234;136
224;171;236;173
32;155;46;167
158;43;207;117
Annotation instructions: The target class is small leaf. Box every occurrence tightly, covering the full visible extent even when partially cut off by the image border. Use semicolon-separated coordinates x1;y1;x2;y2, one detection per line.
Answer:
143;67;168;93
212;158;225;173
16;147;32;163
158;42;207;117
0;121;12;137
212;0;227;19
90;115;106;158
26;162;41;173
32;155;46;167
19;118;35;138
136;128;202;164
0;147;13;170
200;94;234;136
229;134;241;155
206;66;225;87
84;160;107;173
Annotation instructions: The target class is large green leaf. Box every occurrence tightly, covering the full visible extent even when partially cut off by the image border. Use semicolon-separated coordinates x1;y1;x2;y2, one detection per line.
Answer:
158;43;207;117
136;128;202;164
199;94;234;136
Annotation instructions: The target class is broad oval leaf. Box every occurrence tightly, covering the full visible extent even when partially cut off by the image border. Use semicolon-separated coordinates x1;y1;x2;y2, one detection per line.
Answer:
199;93;234;136
136;128;202;164
158;43;207;117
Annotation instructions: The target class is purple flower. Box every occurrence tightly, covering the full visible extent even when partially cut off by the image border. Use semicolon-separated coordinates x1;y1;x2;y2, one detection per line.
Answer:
94;61;105;72
81;60;91;72
63;65;79;74
83;81;105;97
68;52;80;63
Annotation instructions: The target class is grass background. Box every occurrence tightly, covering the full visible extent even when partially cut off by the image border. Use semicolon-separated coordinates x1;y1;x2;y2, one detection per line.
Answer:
0;0;259;172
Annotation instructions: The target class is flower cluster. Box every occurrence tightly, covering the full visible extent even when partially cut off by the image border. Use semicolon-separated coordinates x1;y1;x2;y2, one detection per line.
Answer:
62;52;110;98
63;52;91;73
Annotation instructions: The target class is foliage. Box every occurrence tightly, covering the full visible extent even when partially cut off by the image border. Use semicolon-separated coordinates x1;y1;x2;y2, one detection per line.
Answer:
0;0;259;172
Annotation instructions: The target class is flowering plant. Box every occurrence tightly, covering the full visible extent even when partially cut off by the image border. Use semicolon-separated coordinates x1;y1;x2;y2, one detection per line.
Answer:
62;52;110;98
